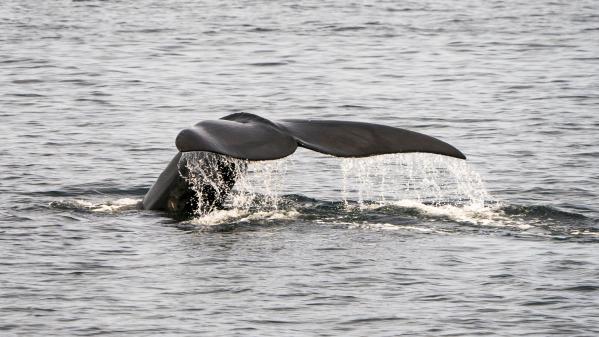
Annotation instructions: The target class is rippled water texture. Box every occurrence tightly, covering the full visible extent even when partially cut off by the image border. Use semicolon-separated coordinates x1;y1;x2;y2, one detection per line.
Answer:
1;0;598;336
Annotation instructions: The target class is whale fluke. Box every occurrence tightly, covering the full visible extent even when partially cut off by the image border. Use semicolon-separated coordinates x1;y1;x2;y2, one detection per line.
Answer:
176;114;297;161
176;113;466;160
277;119;466;159
144;113;466;216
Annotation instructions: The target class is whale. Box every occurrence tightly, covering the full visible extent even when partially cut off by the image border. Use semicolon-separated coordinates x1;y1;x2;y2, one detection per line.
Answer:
142;113;466;217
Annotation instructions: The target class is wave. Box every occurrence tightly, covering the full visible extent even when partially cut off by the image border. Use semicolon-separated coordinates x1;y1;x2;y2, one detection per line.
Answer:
46;193;597;240
171;195;597;241
44;153;597;240
36;185;148;197
49;198;141;213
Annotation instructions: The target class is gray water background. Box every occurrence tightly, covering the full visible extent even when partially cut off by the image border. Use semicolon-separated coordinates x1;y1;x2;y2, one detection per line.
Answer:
1;0;599;336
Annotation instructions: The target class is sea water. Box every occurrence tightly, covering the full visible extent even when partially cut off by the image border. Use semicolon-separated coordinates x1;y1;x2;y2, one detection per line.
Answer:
1;0;598;336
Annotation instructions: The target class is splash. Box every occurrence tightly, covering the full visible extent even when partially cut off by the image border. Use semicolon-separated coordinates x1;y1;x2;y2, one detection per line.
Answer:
229;158;288;210
179;151;499;228
180;153;296;227
187;208;300;227
179;152;246;215
179;152;288;216
336;153;505;229
49;198;141;213
341;153;491;209
47;153;596;239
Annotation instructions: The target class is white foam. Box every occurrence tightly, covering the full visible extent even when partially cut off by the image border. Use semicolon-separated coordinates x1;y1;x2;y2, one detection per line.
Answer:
90;198;141;213
351;199;538;230
187;208;300;226
51;198;141;213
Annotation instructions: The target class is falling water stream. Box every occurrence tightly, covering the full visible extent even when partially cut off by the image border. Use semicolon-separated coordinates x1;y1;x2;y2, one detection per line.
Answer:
172;152;597;240
176;152;500;229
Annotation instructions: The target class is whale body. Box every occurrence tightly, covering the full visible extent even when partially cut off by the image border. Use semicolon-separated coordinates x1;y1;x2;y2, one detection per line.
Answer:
142;113;466;217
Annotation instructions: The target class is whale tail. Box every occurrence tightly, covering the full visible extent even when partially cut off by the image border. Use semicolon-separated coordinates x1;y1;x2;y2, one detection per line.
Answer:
143;113;466;216
176;113;466;160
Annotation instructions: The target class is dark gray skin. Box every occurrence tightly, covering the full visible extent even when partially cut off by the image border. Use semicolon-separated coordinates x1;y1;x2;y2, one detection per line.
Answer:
142;113;466;217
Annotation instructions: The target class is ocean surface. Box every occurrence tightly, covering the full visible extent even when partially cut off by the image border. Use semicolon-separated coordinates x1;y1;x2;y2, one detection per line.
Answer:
1;0;598;336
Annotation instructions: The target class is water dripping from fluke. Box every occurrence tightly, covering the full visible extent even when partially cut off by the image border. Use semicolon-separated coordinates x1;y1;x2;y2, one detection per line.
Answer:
340;153;491;209
174;152;598;240
177;152;500;229
179;151;293;226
